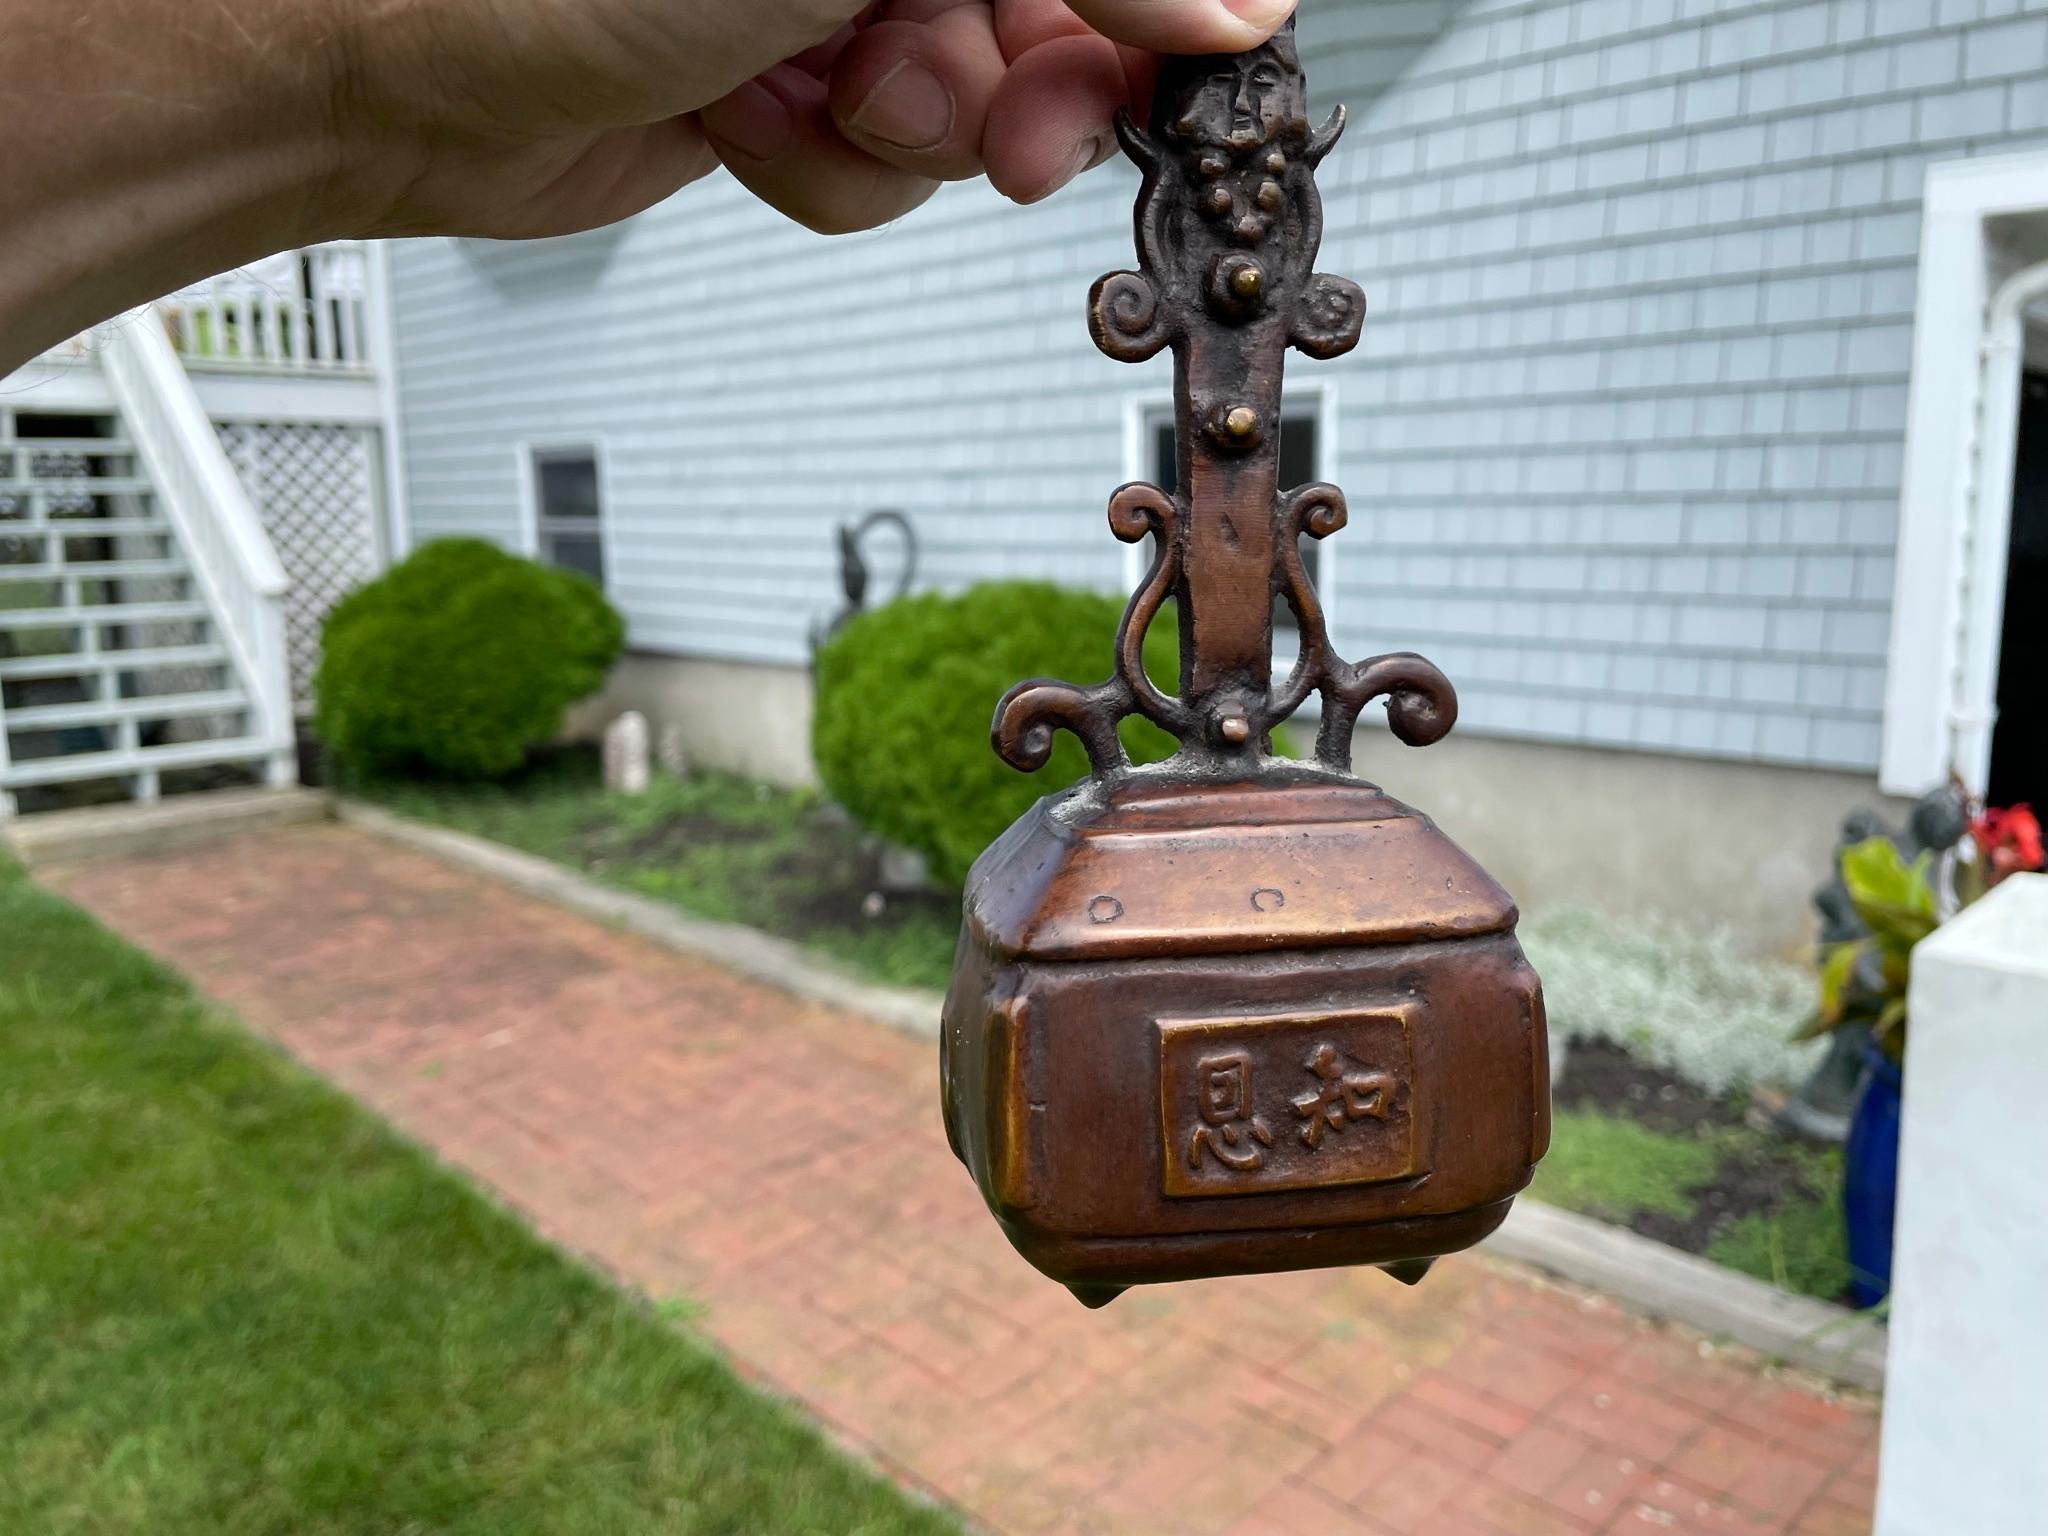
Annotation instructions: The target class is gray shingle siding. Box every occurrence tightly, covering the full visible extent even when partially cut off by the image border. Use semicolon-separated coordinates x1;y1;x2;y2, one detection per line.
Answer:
1312;0;2047;771
389;0;2048;775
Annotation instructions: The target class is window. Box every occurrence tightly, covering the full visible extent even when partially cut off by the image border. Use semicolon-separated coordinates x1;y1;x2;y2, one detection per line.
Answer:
530;446;606;585
1145;403;1325;634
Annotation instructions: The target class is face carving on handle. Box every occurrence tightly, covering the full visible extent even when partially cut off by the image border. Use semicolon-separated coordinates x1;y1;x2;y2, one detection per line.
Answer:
1166;31;1311;156
1162;31;1313;251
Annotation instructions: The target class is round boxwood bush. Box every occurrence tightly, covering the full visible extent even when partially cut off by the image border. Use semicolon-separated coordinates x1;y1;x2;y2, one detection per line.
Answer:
813;581;1184;889
315;538;624;780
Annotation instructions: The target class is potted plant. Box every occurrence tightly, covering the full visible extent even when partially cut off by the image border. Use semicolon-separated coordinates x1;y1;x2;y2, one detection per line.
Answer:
1800;805;2044;1306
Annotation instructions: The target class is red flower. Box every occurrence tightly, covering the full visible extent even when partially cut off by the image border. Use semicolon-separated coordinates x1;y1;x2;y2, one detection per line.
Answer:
1970;804;2046;886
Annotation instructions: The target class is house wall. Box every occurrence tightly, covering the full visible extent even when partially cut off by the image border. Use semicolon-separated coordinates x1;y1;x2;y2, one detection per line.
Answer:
385;6;1460;662
564;652;816;788
392;0;2048;768
1322;0;2047;773
387;0;2047;938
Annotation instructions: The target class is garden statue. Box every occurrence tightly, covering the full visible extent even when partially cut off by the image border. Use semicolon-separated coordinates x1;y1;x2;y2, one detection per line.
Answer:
941;19;1550;1308
812;508;919;648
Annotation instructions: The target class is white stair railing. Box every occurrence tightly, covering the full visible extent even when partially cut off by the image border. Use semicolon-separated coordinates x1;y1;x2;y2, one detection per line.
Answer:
99;312;295;786
155;242;373;373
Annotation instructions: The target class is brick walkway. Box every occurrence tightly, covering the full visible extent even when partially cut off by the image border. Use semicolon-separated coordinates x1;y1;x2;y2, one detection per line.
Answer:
48;825;1879;1536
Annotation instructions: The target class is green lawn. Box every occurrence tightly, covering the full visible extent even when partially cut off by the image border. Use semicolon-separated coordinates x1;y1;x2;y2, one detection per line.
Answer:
1536;1108;1722;1221
0;855;958;1536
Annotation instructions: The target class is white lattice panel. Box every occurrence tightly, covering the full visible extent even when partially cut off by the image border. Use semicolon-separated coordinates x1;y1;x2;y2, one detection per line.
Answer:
217;423;380;706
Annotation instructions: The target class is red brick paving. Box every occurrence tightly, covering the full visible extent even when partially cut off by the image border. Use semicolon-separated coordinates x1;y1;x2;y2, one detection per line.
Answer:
46;825;1881;1536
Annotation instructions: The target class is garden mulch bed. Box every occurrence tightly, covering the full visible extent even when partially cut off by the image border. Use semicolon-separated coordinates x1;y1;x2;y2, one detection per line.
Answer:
593;799;959;944
359;748;964;991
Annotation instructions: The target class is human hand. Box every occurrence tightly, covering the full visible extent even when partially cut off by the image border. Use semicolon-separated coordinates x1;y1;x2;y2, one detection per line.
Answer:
344;0;1299;239
0;0;1296;369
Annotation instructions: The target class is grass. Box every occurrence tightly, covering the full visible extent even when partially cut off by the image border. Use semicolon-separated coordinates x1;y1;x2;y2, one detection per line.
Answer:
1534;1108;1723;1222
358;753;1855;1304
356;753;962;992
0;854;958;1535
1536;1108;1850;1302
1706;1143;1861;1300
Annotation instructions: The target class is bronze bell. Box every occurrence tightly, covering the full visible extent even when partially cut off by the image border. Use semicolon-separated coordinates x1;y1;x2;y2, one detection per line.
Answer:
941;19;1550;1308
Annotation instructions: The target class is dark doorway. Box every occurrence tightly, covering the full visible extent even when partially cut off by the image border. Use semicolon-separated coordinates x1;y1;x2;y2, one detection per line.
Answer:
1989;368;2048;808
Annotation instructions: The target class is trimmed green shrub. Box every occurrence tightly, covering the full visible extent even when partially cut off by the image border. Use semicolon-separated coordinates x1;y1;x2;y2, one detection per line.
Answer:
813;582;1185;888
316;539;624;780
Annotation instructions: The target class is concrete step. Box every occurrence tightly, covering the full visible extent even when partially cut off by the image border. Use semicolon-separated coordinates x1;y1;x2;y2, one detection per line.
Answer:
2;785;328;866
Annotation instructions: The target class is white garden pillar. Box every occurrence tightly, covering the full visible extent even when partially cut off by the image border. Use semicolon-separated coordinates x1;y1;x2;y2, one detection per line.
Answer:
1876;872;2048;1536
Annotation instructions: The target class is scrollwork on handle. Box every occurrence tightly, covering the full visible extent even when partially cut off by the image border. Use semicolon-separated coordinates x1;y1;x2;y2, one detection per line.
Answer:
1267;483;1346;724
988;17;1463;785
1107;483;1192;738
1088;272;1170;364
993;679;1133;776
1314;654;1459;773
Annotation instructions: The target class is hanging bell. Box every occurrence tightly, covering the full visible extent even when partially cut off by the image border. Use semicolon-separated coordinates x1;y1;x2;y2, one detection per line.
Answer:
940;18;1550;1307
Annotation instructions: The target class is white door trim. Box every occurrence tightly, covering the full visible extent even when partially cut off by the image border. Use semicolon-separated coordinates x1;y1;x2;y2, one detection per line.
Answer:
1882;149;2048;797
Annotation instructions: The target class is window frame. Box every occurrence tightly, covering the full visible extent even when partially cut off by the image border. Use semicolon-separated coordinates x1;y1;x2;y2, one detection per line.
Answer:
1120;382;1342;671
517;437;611;589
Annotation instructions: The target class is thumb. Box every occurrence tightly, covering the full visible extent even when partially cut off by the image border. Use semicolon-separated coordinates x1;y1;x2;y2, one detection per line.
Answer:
1058;0;1296;56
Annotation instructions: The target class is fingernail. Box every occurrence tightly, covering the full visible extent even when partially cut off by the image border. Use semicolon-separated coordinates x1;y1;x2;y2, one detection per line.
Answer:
1024;136;1111;205
1222;0;1297;36
709;81;793;162
847;60;954;153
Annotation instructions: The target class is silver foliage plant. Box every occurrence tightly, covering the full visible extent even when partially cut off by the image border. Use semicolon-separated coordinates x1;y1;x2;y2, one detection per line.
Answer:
1522;907;1823;1098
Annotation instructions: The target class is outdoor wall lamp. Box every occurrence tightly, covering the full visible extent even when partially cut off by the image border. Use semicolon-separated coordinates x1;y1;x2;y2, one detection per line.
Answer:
941;18;1551;1308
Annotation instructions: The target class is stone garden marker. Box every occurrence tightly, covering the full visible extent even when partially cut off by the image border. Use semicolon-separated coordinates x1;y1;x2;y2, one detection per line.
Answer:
656;721;690;780
603;711;650;796
939;17;1549;1309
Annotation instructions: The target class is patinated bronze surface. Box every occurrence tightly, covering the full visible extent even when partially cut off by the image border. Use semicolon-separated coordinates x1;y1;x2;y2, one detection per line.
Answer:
942;19;1550;1307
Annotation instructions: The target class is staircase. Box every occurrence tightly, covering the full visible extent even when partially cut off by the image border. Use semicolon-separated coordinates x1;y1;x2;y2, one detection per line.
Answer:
1;321;294;818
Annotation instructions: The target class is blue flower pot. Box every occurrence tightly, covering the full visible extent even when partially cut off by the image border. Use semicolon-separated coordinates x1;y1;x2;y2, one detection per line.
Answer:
1843;1042;1902;1308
